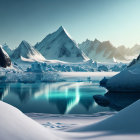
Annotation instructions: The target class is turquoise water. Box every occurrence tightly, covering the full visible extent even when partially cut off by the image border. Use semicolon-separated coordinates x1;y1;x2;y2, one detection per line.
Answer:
0;82;115;114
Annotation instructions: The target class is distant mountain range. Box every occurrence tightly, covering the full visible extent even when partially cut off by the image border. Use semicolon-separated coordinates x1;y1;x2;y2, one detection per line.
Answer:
79;39;140;62
1;26;140;63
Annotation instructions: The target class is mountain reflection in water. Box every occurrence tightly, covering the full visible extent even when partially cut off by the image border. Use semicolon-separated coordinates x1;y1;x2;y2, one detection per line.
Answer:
0;82;113;114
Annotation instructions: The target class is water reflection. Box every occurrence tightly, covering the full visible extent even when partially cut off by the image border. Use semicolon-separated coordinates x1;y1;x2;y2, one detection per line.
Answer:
0;82;110;114
94;92;140;111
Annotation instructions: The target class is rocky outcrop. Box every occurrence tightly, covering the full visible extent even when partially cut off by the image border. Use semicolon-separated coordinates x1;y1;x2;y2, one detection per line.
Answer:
0;45;11;68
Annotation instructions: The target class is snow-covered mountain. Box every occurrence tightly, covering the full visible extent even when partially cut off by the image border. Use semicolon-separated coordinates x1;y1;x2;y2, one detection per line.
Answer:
2;43;13;56
79;39;126;62
128;44;140;56
11;40;46;62
35;26;88;62
0;45;11;68
116;44;140;61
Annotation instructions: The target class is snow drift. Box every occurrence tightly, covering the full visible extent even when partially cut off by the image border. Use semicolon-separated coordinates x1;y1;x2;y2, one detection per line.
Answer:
69;99;140;134
0;101;59;140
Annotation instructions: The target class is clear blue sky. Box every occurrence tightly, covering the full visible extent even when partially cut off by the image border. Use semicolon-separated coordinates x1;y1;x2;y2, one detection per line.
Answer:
0;0;140;49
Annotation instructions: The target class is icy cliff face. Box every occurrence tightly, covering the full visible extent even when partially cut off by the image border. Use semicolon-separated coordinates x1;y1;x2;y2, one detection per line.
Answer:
11;40;46;62
35;26;88;62
0;45;11;68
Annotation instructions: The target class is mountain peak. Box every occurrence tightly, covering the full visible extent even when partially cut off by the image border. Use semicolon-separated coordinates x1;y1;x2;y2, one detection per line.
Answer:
56;26;72;40
19;40;31;49
21;40;29;45
21;40;27;43
102;40;113;47
84;39;90;43
93;38;100;43
3;43;8;46
58;26;65;32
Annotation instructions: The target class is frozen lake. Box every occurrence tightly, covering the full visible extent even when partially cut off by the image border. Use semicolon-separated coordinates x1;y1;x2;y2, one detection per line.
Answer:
0;72;139;114
0;81;116;114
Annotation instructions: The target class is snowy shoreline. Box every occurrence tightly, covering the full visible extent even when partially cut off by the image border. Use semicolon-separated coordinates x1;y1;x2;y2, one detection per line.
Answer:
1;100;140;140
0;71;118;83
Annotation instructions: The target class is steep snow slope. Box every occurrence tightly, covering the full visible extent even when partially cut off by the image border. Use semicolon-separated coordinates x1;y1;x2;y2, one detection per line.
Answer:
105;54;140;92
11;40;46;62
29;100;140;140
2;43;13;56
35;26;88;62
0;45;11;68
70;99;140;133
79;39;126;62
0;101;59;140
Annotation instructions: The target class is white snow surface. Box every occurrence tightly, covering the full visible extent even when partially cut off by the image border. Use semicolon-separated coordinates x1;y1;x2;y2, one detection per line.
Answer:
0;101;60;140
27;100;140;140
70;99;140;133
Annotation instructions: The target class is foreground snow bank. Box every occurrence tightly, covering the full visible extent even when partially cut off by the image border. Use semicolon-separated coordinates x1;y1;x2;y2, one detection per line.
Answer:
70;99;140;134
28;100;140;140
0;101;59;140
